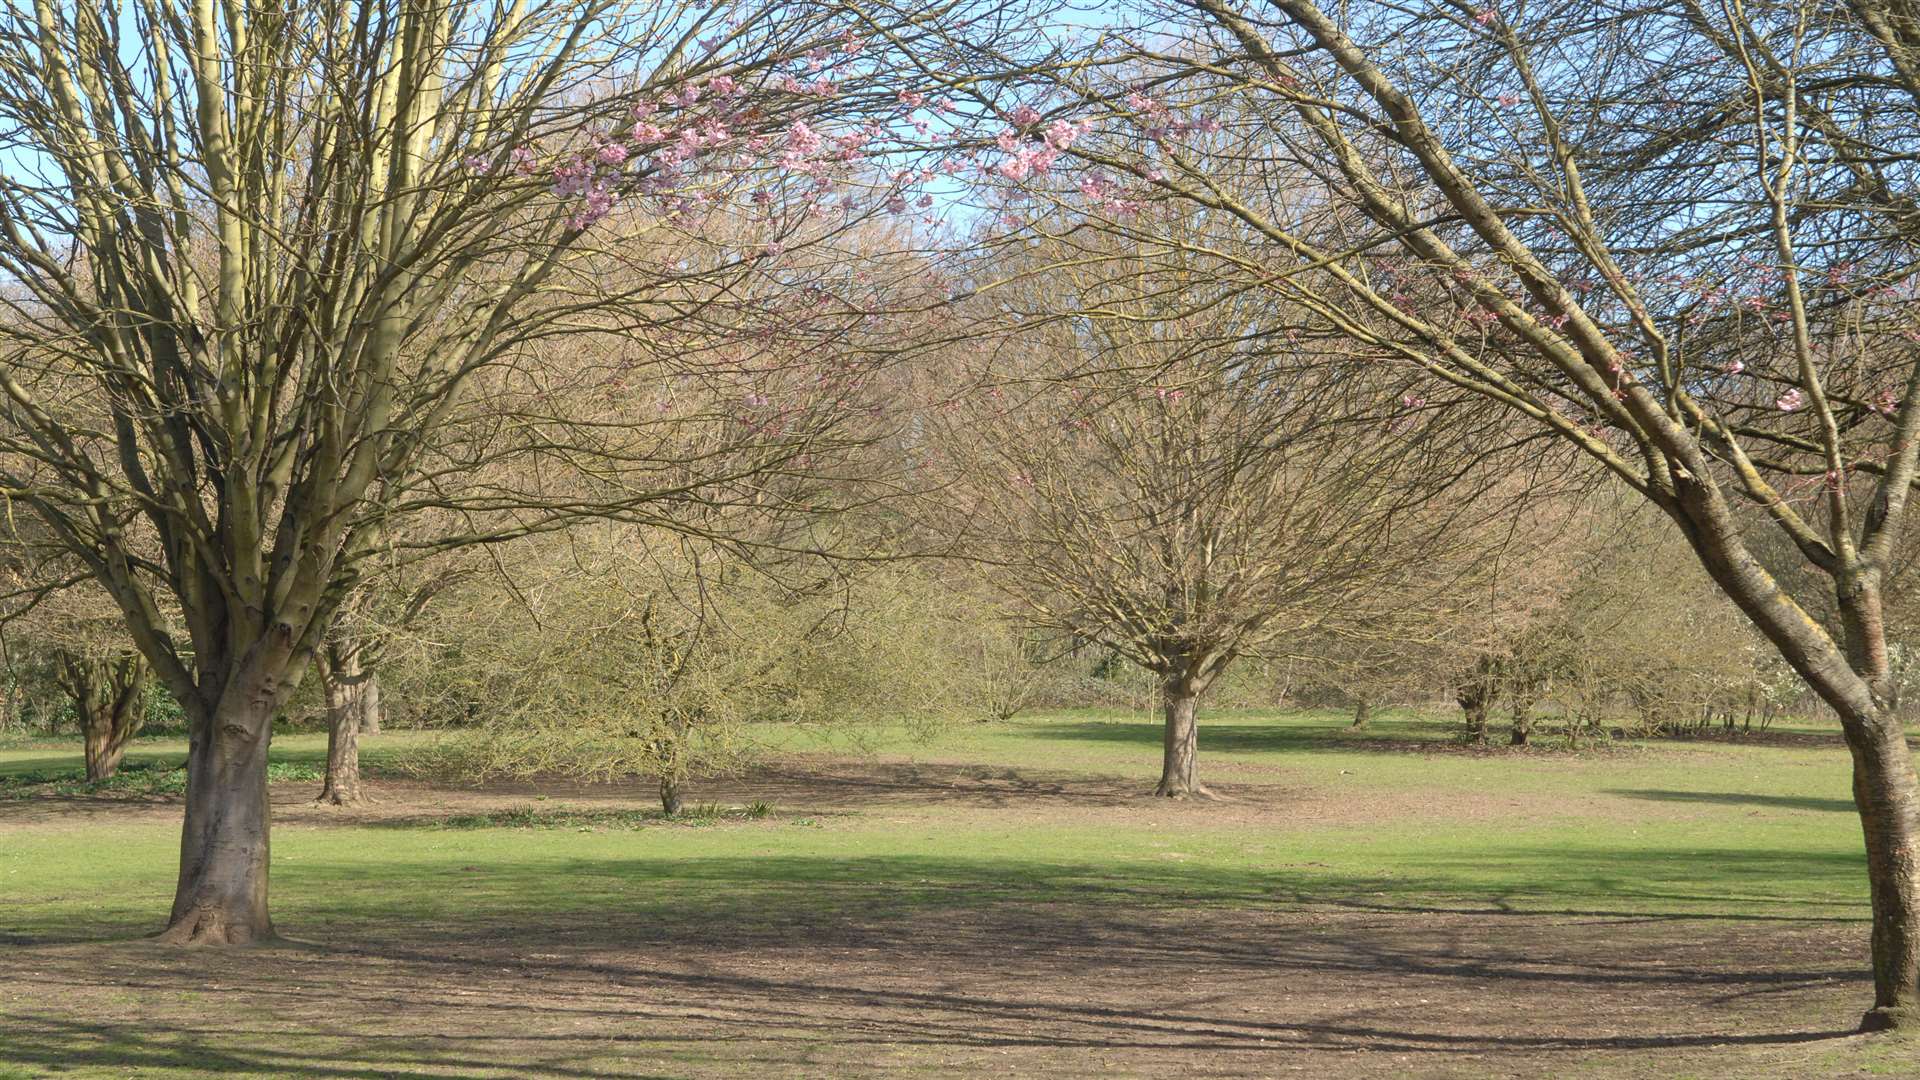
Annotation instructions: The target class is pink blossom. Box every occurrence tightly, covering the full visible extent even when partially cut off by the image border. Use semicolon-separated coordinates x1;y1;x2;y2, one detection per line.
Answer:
1498;92;1522;108
1011;104;1043;126
886;194;909;213
1044;119;1080;150
551;158;592;197
1877;387;1901;416
1776;388;1804;412
1474;7;1496;24
631;99;659;119
995;128;1021;153
566;181;616;229
511;146;538;175
899;90;927;109
841;32;864;55
463;153;490;173
786;120;824;156
1126;91;1159;114
761;241;784;259
596;143;630;166
1723;359;1745;374
632;121;666;142
708;75;738;98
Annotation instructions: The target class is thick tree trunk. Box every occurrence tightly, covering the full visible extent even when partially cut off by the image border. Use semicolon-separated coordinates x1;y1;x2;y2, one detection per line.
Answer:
315;662;362;806
1351;700;1372;729
159;705;274;945
82;706;132;781
1156;682;1210;798
1846;707;1920;1030
660;775;683;816
60;653;146;782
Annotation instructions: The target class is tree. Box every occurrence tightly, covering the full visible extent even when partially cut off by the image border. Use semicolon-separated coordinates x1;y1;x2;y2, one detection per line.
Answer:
0;525;159;778
933;239;1508;796
939;0;1920;1026
393;525;973;813
0;0;956;943
52;649;148;782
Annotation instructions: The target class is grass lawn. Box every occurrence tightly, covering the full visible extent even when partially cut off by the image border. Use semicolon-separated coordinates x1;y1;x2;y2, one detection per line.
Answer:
1;709;1913;1078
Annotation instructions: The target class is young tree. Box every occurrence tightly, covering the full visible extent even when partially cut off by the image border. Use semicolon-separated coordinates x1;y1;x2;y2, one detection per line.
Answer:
394;525;973;813
936;0;1920;1026
0;0;956;943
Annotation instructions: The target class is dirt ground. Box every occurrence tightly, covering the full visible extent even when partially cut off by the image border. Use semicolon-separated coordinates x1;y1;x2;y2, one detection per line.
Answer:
0;759;1906;1078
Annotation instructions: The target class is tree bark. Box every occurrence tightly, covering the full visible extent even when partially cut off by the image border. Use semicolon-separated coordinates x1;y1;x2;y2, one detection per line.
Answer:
1509;712;1532;747
660;775;683;816
1509;692;1534;747
1156;680;1210;798
58;653;147;782
158;701;274;945
315;656;362;806
1850;713;1920;1029
1351;700;1372;729
357;670;383;734
83;704;133;781
1457;680;1491;744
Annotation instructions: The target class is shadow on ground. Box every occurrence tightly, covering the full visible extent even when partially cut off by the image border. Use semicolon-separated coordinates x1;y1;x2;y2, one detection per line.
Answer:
1609;789;1857;813
0;901;1874;1079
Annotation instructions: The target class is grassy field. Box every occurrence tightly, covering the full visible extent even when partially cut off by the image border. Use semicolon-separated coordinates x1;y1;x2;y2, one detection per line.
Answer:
1;709;1913;1077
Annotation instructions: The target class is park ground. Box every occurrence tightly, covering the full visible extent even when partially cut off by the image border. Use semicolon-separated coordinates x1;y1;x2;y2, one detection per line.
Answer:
2;710;1917;1078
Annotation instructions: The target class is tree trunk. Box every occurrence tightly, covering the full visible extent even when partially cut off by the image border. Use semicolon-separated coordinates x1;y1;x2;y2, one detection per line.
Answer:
357;670;383;734
158;704;274;945
660;774;683;816
59;653;147;782
1509;693;1534;747
83;705;132;781
1156;681;1210;798
1351;700;1372;729
1458;684;1490;744
315;658;362;806
1509;712;1531;747
1848;712;1920;1029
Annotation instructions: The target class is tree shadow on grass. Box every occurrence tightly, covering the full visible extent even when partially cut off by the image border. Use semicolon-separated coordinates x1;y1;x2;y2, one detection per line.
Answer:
1609;789;1857;813
0;886;1872;1079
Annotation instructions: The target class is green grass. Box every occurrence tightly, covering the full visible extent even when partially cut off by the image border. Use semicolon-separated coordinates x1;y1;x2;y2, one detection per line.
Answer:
0;708;1889;1077
0;710;1871;937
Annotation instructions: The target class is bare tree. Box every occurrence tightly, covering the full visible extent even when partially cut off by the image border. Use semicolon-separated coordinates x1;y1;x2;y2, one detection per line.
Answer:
0;0;955;943
934;237;1510;795
930;0;1920;1026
